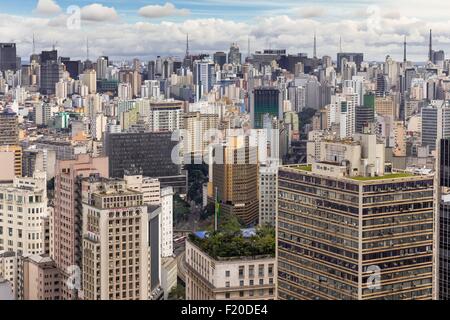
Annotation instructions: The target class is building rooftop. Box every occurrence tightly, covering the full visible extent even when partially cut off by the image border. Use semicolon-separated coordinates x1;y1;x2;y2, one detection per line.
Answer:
189;227;275;261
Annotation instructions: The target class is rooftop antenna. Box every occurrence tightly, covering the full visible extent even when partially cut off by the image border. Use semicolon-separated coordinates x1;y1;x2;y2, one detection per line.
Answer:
429;29;433;62
339;36;343;53
247;36;251;60
313;31;317;59
186;33;190;57
86;37;90;61
32;33;36;54
403;35;407;63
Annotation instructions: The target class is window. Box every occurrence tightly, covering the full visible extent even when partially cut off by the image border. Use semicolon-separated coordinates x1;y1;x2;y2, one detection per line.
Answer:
238;266;244;278
226;282;230;288
225;270;230;277
225;293;230;299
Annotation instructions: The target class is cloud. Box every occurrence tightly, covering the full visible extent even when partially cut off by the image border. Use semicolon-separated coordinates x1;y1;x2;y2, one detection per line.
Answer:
34;0;62;16
294;6;327;18
81;3;119;22
138;3;190;19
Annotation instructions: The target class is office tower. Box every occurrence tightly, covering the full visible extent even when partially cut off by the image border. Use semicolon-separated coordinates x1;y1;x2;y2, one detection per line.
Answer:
160;187;174;258
437;138;450;299
147;61;155;80
118;83;132;100
81;178;150;300
332;87;357;138
259;161;278;227
35;102;52;126
0;172;47;255
375;96;395;118
288;86;306;112
40;50;57;64
193;60;215;100
0;145;23;179
433;50;445;66
104;131;180;179
148;100;183;132
0;108;19;146
124;174;161;205
0;43;17;72
344;76;365;106
123;173;173;258
182;112;219;157
40;60;64;95
376;74;389;97
22;148;56;179
251;87;283;129
20;255;60;300
213;52;227;69
185;235;276;300
61;60;82;80
421;102;450;152
80;69;97;94
355;105;375;134
336;52;363;72
211;136;259;226
52;155;109;299
96;56;108;80
228;43;242;65
278;134;434;300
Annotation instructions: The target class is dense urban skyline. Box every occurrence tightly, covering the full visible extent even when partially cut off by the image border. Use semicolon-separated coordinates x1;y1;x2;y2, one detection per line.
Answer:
3;0;450;61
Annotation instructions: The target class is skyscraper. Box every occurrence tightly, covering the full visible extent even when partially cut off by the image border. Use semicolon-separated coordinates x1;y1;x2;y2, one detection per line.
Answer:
228;43;242;65
278;135;434;300
0;108;19;146
250;87;283;129
211;136;259;226
0;43;17;72
336;52;364;72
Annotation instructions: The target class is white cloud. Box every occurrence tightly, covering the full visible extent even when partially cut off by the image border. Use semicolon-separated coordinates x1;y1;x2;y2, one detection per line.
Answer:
34;0;62;16
81;3;119;22
138;3;190;19
294;6;327;19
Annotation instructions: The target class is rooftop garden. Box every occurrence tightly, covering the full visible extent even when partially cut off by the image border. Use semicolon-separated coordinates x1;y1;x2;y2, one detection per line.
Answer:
294;164;312;172
188;213;275;260
350;172;414;181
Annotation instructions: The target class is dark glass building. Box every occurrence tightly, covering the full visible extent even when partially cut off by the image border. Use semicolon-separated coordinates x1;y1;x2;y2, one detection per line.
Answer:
355;105;375;134
0;43;17;72
250;87;282;129
337;52;364;71
438;138;450;299
104;131;181;180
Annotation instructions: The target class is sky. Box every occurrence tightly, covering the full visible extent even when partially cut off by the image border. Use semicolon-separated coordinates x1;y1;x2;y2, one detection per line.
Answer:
1;0;450;62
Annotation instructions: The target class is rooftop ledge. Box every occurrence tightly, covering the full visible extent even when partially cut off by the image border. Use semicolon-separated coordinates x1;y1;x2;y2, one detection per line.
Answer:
288;165;428;181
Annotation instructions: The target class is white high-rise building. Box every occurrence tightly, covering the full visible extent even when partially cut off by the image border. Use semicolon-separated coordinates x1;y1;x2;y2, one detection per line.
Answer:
258;161;278;227
0;171;47;256
160;187;173;258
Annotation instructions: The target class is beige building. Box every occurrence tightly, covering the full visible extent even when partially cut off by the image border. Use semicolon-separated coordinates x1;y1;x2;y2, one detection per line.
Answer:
185;238;275;300
0;145;22;179
375;96;395;118
183;112;219;157
20;254;60;300
0;171;47;256
81;178;150;300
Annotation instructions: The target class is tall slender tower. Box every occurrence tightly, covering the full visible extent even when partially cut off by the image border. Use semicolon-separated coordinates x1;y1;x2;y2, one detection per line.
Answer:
403;35;407;63
186;33;190;58
429;29;433;62
313;32;317;59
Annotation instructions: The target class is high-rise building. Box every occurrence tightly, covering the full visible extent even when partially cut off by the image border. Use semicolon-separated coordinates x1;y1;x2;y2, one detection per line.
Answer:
185;234;276;300
421;102;450;152
336;52;364;72
211;136;259;226
193;60;215;101
0;172;47;256
278;135;434;300
182;112;219;157
0;43;17;72
81;178;150;300
20;254;60;300
437;138;450;299
213;52;227;69
251;87;283;129
0;108;19;146
148;100;183;132
40;60;64;95
258;161;278;227
228;43;242;65
52;155;108;299
104;131;180;180
96;56;108;80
